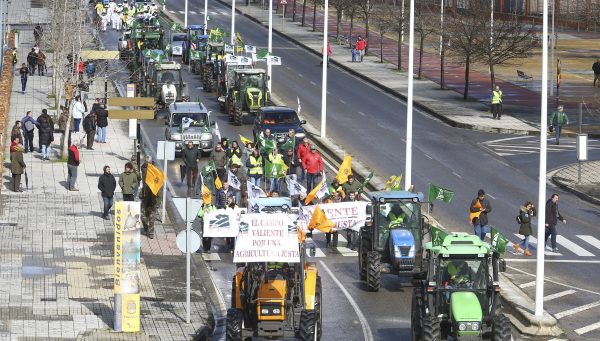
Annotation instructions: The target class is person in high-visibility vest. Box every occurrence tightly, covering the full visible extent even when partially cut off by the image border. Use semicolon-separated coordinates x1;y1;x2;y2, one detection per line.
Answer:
491;85;503;120
388;203;406;228
246;148;263;187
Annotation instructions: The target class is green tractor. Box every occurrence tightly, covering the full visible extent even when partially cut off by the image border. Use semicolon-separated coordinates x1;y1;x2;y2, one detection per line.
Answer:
201;41;224;92
226;69;270;125
217;54;253;111
411;231;511;341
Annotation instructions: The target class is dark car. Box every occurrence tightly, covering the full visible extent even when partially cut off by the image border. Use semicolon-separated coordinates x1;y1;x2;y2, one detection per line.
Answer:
253;106;306;144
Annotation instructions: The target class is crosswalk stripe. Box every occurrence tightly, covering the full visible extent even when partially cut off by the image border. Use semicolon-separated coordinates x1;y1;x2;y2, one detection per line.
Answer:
544;289;577;302
190;10;197;14
519;281;536;289
557;235;594;257
578;235;600;251
337;246;358;256
178;10;185;14
554;301;600;319
202;252;221;261
575;321;600;335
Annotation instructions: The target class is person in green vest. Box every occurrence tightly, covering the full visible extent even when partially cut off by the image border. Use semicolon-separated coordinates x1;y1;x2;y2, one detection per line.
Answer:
388;203;406;228
549;105;569;145
491;85;503;120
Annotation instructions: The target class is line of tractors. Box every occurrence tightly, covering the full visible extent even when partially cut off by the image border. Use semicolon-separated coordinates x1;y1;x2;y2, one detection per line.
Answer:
116;13;512;341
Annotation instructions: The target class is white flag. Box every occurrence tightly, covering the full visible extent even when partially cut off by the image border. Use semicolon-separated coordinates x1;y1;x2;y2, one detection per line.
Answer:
297;96;301;114
285;175;306;197
246;180;266;209
228;169;241;190
182;117;193;130
315;172;329;199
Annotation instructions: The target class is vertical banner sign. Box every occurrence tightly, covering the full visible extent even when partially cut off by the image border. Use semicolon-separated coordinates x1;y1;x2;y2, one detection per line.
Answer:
114;201;142;332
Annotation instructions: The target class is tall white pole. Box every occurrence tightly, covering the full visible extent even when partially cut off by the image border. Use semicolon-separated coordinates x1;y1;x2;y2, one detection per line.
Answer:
268;0;273;92
439;0;443;55
161;144;168;223
404;0;414;190
320;0;328;138
186;198;191;323
231;0;236;45
535;0;549;317
550;0;555;96
184;0;189;27
490;0;493;46
401;0;405;44
204;0;208;34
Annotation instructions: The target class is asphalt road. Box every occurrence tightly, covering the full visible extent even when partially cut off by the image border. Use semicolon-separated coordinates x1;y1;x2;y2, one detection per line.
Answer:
98;1;600;339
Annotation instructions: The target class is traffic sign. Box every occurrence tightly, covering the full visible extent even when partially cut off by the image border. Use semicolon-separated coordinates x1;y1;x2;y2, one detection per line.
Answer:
173;198;203;222
176;230;201;253
157;141;176;161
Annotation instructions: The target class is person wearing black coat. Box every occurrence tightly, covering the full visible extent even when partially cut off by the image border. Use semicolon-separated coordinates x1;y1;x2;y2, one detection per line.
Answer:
82;113;96;149
95;104;109;143
514;202;536;256
37;109;54;160
98;165;117;219
26;49;38;75
544;194;566;253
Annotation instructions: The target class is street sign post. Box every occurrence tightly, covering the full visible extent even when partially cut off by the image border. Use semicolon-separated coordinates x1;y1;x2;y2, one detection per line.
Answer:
172;197;203;324
576;134;588;184
157;141;176;222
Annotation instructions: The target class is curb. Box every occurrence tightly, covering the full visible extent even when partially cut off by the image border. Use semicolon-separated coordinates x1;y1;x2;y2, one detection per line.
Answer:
551;166;600;206
499;273;564;337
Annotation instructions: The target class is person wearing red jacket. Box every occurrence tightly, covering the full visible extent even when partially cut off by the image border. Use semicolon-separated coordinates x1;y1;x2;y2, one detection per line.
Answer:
356;36;367;62
302;145;323;191
297;137;311;182
320;41;332;66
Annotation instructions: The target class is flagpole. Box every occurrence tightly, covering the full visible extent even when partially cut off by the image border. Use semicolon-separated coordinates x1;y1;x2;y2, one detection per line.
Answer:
204;0;208;34
231;0;236;46
404;0;415;191
184;0;188;27
268;0;273;92
320;0;329;138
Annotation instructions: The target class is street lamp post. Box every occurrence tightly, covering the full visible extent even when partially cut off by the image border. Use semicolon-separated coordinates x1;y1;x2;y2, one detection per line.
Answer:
184;0;188;27
550;0;556;96
204;0;208;34
231;0;236;46
439;0;444;88
535;0;550;317
404;0;415;191
320;0;328;138
268;0;273;92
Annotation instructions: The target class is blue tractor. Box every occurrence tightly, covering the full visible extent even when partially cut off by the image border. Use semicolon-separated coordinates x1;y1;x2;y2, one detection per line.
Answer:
358;191;431;291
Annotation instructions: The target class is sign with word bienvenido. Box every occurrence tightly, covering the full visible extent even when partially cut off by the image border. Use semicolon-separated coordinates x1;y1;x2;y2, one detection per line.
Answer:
233;213;300;263
113;201;142;332
299;202;369;232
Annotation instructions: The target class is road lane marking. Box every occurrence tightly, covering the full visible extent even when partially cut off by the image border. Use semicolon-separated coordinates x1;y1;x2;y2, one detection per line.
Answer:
485;136;530;144
169;10;176;13
319;261;374;341
424;154;433;159
452;172;462;179
518;281;536;289
557;235;594;257
487;193;496;199
508;259;600;264
178;10;185;14
298;73;303;77
358;111;366;116
310;80;317;86
190;10;197;14
544;289;577;302
554;301;600;319
340;99;346;104
575;321;600;335
578;235;600;250
508;264;600;297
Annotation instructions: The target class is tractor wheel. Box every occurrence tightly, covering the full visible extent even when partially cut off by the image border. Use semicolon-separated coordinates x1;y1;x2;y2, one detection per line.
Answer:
315;276;323;340
234;103;243;126
411;288;423;341
225;308;243;341
366;251;381;292
358;233;370;280
206;76;214;93
422;316;441;341
297;309;317;341
230;276;237;308
492;314;511;341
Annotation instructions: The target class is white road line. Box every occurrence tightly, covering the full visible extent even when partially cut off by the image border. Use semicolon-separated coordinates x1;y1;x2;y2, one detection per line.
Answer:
424;154;432;159
285;66;291;70
519;281;537;289
190;10;198;14
169;10;176;13
578;235;600;250
340;99;346;104
452;172;462;179
557;235;594;257
507;265;600;297
484;136;530;144
337;246;358;256
178;10;185;14
544;289;577;302
319;261;374;341
202;253;221;261
489;145;573;150
298;73;303;78
575;321;600;335
358;111;366;117
487;193;496;199
508;259;600;264
554;301;600;319
310;80;317;86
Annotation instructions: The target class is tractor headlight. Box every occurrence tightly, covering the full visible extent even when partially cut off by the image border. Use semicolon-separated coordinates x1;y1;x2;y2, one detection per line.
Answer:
408;245;416;258
458;323;467;331
393;245;401;258
273;308;281;314
295;132;306;138
201;133;212;140
261;308;269;315
472;322;480;331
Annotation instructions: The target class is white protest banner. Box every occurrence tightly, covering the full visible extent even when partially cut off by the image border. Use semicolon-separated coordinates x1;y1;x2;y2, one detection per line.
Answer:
234;213;300;263
300;201;368;232
203;208;245;237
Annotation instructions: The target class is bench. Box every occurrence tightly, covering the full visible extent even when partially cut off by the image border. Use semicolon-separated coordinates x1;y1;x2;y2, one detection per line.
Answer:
517;70;533;81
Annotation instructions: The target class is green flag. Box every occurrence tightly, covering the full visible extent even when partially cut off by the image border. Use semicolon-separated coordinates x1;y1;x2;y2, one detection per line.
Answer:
280;137;295;152
491;227;508;254
265;159;281;179
201;160;217;177
170;21;181;31
256;49;270;59
358;171;374;192
431;226;448;247
428;184;454;203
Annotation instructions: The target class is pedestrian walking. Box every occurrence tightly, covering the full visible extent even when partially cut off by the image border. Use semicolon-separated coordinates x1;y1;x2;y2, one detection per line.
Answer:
119;162;140;201
10;121;23;144
78;80;89;112
246;148;264;187
549;105;569;145
10;141;26;192
544;194;566;253
227;140;242;167
469;189;492;241
37;109;54;160
19;63;29;94
26;48;38;75
12;48;17;74
282;147;300;182
94;103;109;143
71;95;85;133
211;142;228;182
356;36;367;62
215;179;231;209
302;145;323;191
320;41;332;67
36;50;46;76
82;112;96;150
182;141;201;195
351;44;357;62
86;61;96;82
98;165;117;219
140;177;161;239
67;143;80;191
491;85;503;120
33;24;43;46
592;59;600;87
297;137;311;182
267;149;283;193
342;174;362;198
21;111;38;153
64;79;75;107
514;201;536;256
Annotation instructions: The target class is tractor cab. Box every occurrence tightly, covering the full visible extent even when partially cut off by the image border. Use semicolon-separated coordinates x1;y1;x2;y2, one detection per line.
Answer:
146;61;189;106
227;69;269;125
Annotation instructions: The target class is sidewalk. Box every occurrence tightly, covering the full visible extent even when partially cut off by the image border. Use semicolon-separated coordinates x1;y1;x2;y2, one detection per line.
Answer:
0;17;212;341
552;160;600;205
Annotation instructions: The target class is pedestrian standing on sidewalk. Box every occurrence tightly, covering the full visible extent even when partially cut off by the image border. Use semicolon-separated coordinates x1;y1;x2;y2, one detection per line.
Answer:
119;162;140;201
21;111;38;153
514;201;536;256
549;105;569;145
36;50;46;76
469;189;492;241
491;85;503;120
64;78;74;107
10;141;26;192
95;103;109;143
10;121;23;144
19;63;29;94
82;112;96;150
356;36;367;62
98;165;116;219
26;48;37;75
544;194;566;253
37;109;55;160
67;143;80;191
592;59;600;87
71;95;85;133
351;44;357;62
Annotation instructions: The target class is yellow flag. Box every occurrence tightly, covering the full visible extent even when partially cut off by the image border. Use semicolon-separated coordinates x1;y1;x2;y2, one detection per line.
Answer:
239;135;253;146
385;175;403;190
308;205;335;233
335;155;352;184
215;176;222;190
145;163;165;195
305;177;325;205
202;185;212;205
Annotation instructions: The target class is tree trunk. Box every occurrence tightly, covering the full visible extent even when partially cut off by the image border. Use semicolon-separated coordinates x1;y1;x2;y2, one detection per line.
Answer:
293;0;297;21
380;34;383;63
440;36;445;89
349;14;354;49
302;0;307;26
365;16;369;54
312;4;317;32
489;60;496;91
336;11;341;40
418;34;424;79
463;54;470;100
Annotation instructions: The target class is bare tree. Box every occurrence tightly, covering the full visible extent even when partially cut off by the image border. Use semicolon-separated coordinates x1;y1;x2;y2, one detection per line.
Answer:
346;2;358;49
330;0;352;41
391;0;407;70
301;0;308;26
372;4;396;63
414;3;437;79
312;0;324;32
355;0;375;53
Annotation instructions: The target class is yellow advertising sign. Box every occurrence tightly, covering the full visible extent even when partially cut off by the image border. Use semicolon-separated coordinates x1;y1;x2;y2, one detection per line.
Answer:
115;294;140;332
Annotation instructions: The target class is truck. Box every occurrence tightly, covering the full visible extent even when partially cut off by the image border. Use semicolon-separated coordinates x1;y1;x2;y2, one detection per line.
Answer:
226;69;270;125
411;231;510;341
144;61;190;107
358;191;430;292
165;102;214;155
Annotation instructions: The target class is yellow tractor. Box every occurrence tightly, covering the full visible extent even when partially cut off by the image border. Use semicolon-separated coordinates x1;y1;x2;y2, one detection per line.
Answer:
226;227;322;340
